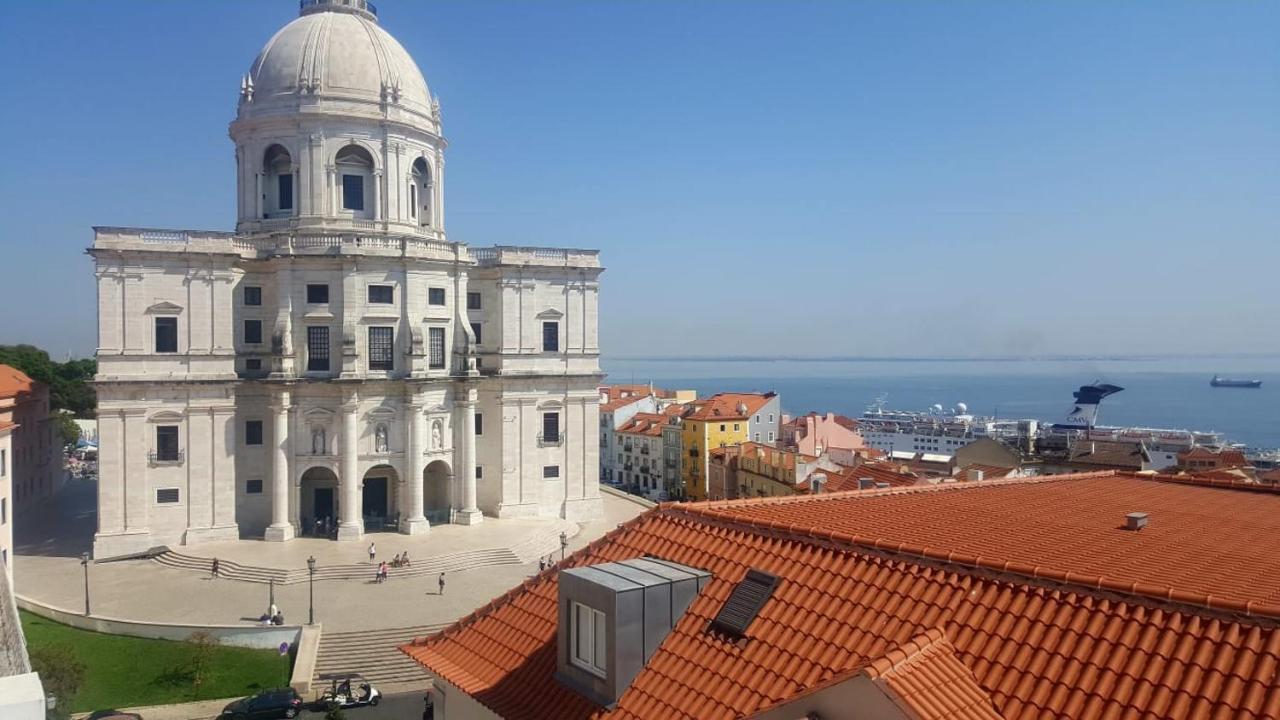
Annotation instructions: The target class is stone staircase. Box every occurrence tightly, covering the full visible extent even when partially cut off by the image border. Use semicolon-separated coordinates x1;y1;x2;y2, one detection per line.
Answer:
152;520;575;585
311;622;450;690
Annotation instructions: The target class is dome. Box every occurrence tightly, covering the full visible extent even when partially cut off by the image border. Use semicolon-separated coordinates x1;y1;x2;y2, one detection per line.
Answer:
244;0;433;119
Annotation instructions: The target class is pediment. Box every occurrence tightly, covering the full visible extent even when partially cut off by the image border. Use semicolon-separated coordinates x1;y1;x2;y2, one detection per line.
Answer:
366;406;398;419
148;410;185;422
146;301;184;314
536;399;565;410
536;308;564;320
303;407;335;421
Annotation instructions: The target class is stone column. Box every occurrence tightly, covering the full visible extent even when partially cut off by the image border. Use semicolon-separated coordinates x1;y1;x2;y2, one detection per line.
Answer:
455;387;482;525
402;401;429;534
338;396;362;541
265;390;295;541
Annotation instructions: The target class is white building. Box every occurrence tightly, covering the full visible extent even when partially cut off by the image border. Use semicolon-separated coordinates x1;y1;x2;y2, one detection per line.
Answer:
598;391;656;485
89;0;604;558
614;413;666;501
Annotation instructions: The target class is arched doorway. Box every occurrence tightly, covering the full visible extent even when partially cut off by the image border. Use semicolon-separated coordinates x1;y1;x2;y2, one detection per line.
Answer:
362;464;399;532
300;466;338;538
424;460;452;525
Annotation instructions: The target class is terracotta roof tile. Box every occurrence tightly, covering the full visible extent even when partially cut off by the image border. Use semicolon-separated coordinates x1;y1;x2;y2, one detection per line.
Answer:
616;413;667;438
0;364;37;399
601;394;652;413
404;472;1280;719
685;393;775;422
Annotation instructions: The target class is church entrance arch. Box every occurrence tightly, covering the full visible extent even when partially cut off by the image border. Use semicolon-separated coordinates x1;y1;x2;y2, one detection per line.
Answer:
362;464;399;532
424;460;452;525
300;466;338;538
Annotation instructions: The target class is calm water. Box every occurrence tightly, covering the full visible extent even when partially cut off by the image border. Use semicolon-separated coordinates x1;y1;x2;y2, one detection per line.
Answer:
602;357;1280;449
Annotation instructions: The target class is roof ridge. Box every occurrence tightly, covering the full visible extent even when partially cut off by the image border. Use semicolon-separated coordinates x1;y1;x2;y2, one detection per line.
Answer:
862;627;951;679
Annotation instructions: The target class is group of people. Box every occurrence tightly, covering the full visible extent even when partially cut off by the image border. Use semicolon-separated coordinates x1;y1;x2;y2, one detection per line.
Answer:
260;602;285;626
538;554;560;572
368;543;415;583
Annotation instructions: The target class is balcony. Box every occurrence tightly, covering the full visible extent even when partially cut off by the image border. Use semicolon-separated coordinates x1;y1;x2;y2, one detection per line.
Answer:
148;449;185;466
537;433;564;448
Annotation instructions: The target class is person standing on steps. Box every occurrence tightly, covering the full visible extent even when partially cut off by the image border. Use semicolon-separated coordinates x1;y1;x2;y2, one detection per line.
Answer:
368;541;376;564
211;557;220;579
438;572;446;596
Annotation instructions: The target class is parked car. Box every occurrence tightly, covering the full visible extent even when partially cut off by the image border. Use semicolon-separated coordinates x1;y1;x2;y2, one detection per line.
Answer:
219;688;303;719
87;712;143;720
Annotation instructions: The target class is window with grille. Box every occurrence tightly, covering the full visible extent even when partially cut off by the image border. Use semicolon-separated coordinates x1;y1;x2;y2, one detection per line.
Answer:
307;326;330;372
542;321;559;352
156;488;180;504
544;465;560;479
428;287;446;306
156;426;180;462
368;285;393;304
245;358;262;371
467;291;482;310
470;322;482;345
369;327;394;371
155;317;177;353
428;327;445;369
542;412;560;443
307;284;329;304
246;479;263;494
245;420;263;446
244;286;262;306
244;319;262;345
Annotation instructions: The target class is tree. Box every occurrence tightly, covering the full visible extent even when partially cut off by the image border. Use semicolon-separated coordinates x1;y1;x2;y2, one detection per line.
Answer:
53;413;81;448
28;644;85;720
0;345;97;417
186;631;221;696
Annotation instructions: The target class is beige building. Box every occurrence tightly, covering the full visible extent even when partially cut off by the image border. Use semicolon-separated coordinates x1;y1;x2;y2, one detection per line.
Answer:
89;0;604;557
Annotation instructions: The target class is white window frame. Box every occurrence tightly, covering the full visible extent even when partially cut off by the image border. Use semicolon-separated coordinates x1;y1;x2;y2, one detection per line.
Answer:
571;601;608;677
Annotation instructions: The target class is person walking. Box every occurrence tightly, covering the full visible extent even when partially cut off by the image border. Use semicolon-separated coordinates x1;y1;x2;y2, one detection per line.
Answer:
438;572;446;596
539;557;546;572
368;541;376;563
211;557;220;578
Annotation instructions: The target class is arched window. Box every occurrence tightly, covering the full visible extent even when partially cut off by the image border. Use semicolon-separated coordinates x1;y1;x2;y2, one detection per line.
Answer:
336;145;375;219
411;157;431;227
263;144;294;218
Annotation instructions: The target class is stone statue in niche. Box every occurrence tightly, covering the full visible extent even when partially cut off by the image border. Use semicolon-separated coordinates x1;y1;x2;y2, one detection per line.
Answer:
431;420;442;450
375;423;389;453
312;427;326;455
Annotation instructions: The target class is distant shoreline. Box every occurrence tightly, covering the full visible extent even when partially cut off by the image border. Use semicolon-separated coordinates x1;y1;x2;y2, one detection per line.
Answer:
609;354;1280;364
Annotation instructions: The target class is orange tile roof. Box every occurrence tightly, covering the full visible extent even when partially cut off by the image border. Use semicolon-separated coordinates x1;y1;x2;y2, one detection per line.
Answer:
861;629;1002;720
616;413;666;438
0;364;37;399
954;463;1015;480
601;394;651;413
404;471;1280;719
685;392;776;422
0;420;15;434
804;462;918;492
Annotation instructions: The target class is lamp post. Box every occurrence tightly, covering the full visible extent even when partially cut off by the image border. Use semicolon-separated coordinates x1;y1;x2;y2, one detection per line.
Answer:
80;552;90;616
268;577;276;617
306;556;316;625
559;531;568;562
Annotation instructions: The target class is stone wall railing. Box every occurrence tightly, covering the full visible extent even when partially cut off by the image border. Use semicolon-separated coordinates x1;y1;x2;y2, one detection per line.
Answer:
468;245;601;268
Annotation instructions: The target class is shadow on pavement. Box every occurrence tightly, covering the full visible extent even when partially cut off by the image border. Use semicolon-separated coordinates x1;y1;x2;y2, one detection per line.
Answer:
14;477;96;558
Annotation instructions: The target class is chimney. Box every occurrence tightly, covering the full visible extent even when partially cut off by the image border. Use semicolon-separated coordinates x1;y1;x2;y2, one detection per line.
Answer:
1125;512;1149;531
810;473;826;494
967;468;984;482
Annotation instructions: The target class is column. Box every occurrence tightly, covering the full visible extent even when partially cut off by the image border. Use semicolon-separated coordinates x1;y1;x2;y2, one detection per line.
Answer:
402;400;429;534
455;386;482;525
265;390;295;541
338;395;362;541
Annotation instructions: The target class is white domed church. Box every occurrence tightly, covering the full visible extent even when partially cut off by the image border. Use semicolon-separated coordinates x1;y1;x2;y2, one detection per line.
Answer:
89;0;604;557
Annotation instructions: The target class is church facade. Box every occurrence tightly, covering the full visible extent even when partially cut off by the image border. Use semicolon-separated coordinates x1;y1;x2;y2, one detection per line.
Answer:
89;0;604;558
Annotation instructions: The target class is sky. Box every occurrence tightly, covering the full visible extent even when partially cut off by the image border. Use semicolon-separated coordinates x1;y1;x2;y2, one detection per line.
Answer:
1;0;1277;360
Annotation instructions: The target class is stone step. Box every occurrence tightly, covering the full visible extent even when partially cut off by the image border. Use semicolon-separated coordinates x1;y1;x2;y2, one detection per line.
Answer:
312;623;447;687
153;548;522;585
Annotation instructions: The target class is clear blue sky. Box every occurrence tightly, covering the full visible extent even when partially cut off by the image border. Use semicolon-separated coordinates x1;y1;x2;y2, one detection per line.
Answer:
1;1;1276;359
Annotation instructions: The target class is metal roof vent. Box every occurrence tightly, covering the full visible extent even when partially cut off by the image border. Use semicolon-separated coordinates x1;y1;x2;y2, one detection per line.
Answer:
1125;512;1149;531
710;569;780;638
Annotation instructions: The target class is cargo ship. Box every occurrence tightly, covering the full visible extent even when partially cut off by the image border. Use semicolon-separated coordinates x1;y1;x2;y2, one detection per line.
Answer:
1210;375;1262;388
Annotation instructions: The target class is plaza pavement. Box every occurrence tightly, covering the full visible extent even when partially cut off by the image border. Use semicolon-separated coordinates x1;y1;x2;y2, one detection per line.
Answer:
14;477;648;632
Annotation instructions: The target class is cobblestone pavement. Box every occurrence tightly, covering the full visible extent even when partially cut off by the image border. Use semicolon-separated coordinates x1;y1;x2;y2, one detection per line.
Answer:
15;478;646;631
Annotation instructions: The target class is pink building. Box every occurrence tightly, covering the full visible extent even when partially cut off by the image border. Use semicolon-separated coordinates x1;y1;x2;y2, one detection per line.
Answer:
780;411;864;457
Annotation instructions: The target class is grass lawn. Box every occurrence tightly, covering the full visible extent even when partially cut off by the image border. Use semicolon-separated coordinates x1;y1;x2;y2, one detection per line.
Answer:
20;610;292;712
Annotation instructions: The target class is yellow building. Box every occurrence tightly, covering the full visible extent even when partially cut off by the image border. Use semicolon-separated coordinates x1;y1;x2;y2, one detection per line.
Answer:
680;392;779;501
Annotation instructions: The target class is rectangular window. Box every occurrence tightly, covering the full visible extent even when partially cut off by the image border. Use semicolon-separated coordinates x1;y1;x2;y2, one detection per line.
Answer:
571;602;607;677
307;326;330;372
474;413;483;436
543;412;560;443
368;327;394;371
1;498;6;524
156;488;180;504
543;465;560;479
1;449;5;477
342;174;364;211
245;358;262;371
428;287;446;306
470;322;482;345
368;285;394;304
467;291;482;310
244;319;262;345
734;424;740;431
277;173;293;210
154;317;178;353
246;479;263;494
475;466;483;480
156;426;179;462
428;327;445;369
307;284;329;304
244;286;262;306
245;420;263;446
542;321;559;352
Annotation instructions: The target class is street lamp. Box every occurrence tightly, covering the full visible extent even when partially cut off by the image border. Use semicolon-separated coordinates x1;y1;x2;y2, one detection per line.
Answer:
559;531;568;562
80;552;90;616
268;577;276;617
306;556;317;625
